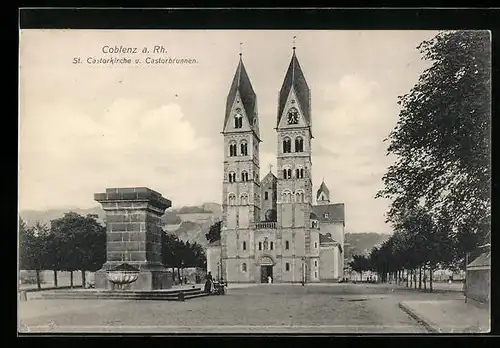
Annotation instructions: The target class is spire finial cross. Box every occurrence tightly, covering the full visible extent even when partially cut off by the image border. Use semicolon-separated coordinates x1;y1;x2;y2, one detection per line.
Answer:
293;36;297;51
269;164;273;172
239;42;243;57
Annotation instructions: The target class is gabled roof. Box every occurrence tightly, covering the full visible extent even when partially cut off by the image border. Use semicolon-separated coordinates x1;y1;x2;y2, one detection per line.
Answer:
467;251;491;269
224;56;258;133
312;203;345;223
261;171;277;184
277;49;311;127
316;181;330;200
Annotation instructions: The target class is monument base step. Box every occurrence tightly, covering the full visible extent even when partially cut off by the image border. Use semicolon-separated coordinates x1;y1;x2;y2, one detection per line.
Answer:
38;287;208;301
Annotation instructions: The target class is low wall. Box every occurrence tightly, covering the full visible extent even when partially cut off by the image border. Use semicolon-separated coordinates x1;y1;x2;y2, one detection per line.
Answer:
466;269;490;303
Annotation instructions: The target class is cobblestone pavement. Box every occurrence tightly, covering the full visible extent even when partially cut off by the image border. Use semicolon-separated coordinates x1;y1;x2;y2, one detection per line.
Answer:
19;283;463;334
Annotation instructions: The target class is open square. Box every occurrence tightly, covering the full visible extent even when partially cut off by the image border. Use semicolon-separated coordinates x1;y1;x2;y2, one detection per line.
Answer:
19;283;476;334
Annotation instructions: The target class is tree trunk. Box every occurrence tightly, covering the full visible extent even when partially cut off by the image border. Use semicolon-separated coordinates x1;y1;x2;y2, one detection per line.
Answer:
172;267;175;282
36;269;41;290
53;270;58;287
414;269;417;289
423;265;427;291
418;267;422;290
406;269;409;287
409;269;413;287
430;267;433;292
82;270;86;288
70;271;74;288
177;267;181;283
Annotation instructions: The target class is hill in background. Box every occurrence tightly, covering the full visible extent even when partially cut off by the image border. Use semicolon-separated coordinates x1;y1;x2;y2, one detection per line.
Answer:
344;232;390;260
20;204;389;253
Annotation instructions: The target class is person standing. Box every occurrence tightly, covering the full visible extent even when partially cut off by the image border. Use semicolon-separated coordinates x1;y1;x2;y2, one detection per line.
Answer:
204;272;213;293
268;275;272;284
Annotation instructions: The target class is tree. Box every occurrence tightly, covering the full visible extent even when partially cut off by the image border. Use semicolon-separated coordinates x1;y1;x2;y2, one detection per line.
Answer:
205;220;222;243
376;30;491;264
50;212;106;287
19;218;50;289
350;254;370;281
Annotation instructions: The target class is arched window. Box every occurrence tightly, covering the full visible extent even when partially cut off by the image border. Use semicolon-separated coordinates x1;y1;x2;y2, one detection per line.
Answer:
295;190;304;203
241;193;248;205
283;191;292;203
283;137;291;153
243;241;247;251
282;166;292;179
229;142;237;157
241;171;249;182
258;242;262;250
285;240;290;250
228;171;236;183
240;140;248;156
295;137;304;152
242;263;247;272
234;110;243;129
270;242;274;250
264;191;269;200
296;167;304;179
228;193;236;205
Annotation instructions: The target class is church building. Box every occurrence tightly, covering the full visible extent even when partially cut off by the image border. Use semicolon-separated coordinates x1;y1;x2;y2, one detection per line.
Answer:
207;47;345;283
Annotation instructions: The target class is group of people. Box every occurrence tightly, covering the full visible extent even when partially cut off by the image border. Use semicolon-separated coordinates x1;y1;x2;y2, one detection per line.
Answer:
204;272;225;294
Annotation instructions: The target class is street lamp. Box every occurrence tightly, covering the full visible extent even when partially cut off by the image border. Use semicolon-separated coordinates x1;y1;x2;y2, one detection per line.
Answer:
301;257;306;286
218;259;221;281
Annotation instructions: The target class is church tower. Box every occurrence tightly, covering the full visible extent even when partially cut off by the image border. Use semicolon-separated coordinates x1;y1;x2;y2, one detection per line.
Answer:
222;54;261;230
276;47;313;229
276;46;320;282
316;180;330;205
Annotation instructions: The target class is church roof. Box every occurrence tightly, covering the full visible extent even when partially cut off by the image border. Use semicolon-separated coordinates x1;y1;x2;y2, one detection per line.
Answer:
312;203;345;223
316;181;330;200
224;56;258;133
319;233;338;245
277;49;311;127
261;170;277;184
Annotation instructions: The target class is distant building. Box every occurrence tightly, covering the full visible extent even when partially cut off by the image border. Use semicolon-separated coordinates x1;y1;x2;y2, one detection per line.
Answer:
465;230;491;305
207;48;345;283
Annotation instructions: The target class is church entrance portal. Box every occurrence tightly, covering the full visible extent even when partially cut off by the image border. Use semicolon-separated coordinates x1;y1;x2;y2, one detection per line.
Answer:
260;256;274;283
260;265;273;283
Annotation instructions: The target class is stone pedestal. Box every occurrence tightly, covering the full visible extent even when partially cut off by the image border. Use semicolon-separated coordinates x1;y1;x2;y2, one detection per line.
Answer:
94;187;173;290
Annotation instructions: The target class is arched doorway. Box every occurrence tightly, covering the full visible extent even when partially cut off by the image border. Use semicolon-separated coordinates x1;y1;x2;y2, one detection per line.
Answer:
260;256;274;283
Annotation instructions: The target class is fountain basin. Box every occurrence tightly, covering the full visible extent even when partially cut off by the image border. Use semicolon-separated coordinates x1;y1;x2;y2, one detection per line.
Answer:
105;263;141;289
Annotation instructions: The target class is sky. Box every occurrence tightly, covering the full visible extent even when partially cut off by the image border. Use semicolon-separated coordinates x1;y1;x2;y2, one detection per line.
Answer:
19;29;438;234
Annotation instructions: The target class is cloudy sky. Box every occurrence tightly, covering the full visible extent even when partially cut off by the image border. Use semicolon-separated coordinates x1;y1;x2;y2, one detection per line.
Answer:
19;30;438;234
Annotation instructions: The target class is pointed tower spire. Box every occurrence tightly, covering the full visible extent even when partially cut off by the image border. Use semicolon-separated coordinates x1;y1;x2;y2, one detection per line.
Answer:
223;48;259;139
317;180;331;205
277;43;310;128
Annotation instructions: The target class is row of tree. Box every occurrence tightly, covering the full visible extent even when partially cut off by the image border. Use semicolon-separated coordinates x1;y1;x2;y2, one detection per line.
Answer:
19;212;206;289
366;29;491;291
349;206;488;291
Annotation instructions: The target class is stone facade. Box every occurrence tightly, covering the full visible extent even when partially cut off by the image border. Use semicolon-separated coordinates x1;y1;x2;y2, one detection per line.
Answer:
94;187;173;290
207;50;345;284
